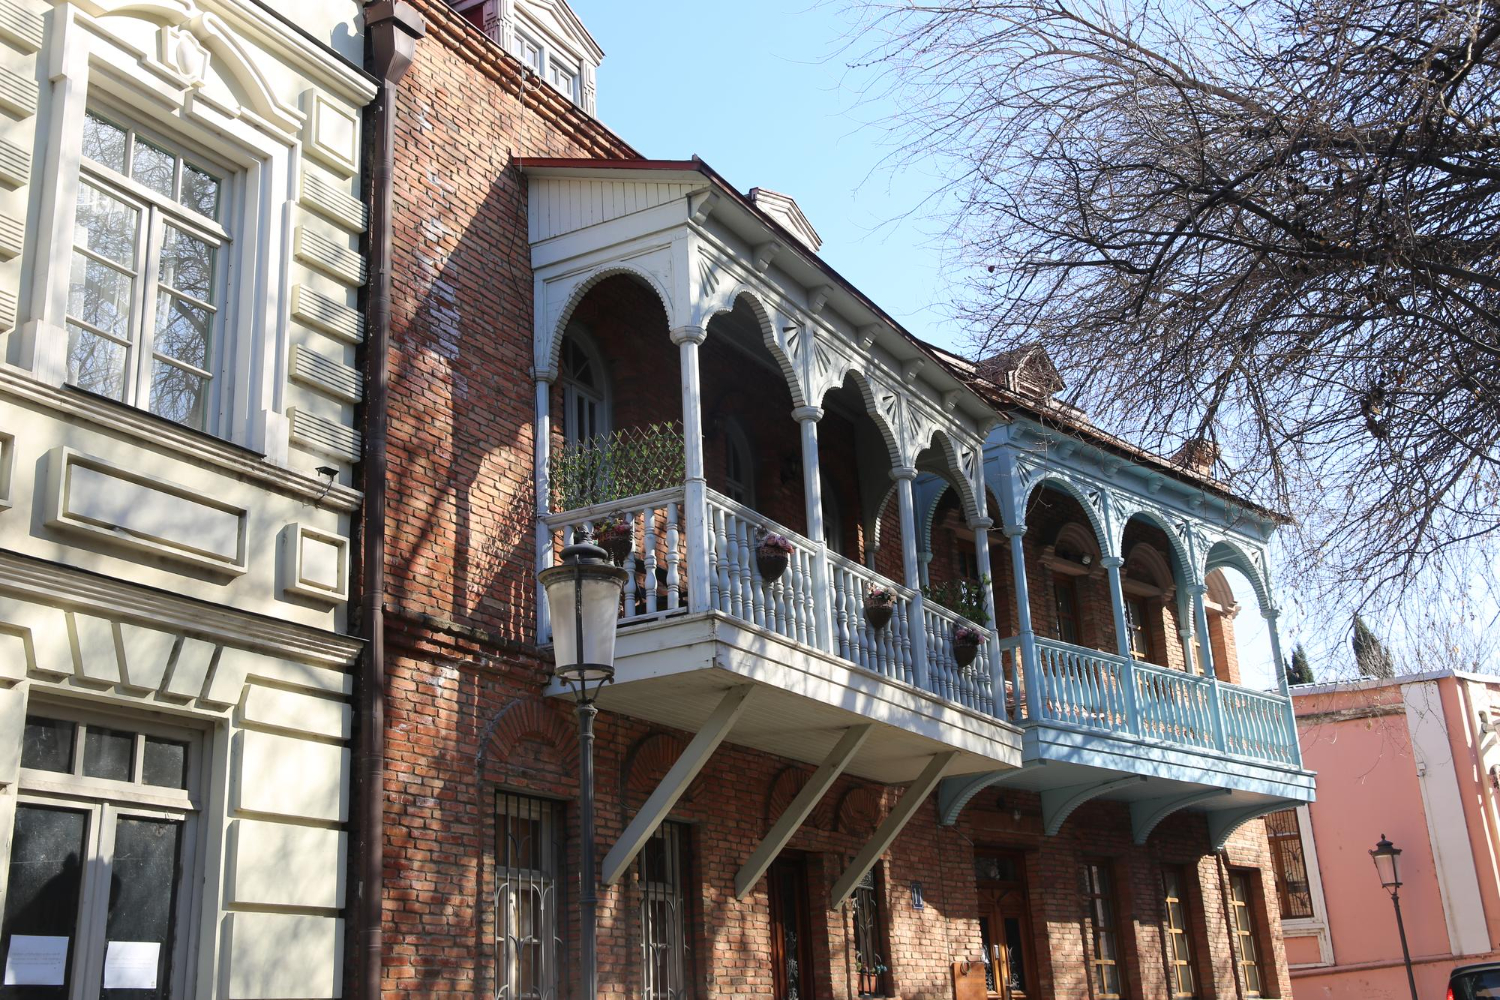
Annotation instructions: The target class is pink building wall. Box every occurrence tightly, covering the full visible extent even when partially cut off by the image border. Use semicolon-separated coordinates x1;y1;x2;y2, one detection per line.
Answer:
1287;671;1500;1000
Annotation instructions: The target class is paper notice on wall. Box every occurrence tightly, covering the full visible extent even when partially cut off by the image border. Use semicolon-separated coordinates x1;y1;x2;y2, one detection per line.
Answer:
3;935;69;986
103;941;159;990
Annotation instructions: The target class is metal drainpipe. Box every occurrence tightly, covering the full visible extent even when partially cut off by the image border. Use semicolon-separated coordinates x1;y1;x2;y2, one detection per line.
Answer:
358;5;424;1000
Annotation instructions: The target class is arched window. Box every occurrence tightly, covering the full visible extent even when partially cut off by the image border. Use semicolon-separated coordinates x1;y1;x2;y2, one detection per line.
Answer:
560;324;609;446
723;419;754;506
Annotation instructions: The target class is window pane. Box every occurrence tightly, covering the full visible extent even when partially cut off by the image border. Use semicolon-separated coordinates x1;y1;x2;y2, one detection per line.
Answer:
75;183;139;267
130;140;175;199
157;226;214;301
66;324;128;401
141;737;187;790
1;805;88;998
104;818;181;1000
148;360;206;429
180;165;219;219
82;112;127;173
20;718;75;774
82;726;134;781
153;292;211;369
68;253;135;340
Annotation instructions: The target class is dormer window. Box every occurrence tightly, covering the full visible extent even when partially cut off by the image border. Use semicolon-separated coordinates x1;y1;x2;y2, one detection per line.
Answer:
449;0;601;115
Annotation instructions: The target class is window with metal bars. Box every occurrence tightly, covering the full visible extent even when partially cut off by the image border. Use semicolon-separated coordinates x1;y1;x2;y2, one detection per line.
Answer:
494;793;563;1000
850;869;890;997
1264;810;1314;919
1162;868;1197;999
1082;861;1126;1000
1229;872;1264;998
638;822;691;1000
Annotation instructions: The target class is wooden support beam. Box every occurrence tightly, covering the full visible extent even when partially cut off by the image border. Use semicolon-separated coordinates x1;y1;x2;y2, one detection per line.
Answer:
735;725;873;899
1129;789;1232;845
935;766;1029;827
829;751;957;908
1040;776;1146;836
1208;798;1302;850
600;685;752;886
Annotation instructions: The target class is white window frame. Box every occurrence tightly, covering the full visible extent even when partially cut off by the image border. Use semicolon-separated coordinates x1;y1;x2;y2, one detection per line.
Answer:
69;104;233;435
20;9;300;459
1278;804;1335;967
512;21;580;107
6;702;207;1000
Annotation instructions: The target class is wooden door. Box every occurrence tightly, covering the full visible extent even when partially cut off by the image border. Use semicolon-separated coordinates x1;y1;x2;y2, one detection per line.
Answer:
976;853;1036;1000
768;855;816;1000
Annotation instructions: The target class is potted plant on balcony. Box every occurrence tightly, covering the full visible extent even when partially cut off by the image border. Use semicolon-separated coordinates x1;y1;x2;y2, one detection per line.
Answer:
864;585;896;631
593;514;633;565
755;531;794;584
952;624;985;668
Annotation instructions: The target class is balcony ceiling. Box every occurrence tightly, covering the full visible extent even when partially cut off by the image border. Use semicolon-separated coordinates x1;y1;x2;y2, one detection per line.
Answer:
547;611;1024;785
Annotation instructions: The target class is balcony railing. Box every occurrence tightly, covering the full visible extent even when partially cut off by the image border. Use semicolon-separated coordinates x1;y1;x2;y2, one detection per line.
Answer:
543;488;1299;769
996;635;1300;765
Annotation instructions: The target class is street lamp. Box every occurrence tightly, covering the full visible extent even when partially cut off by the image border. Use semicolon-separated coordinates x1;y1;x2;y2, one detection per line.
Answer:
1371;834;1419;1000
540;539;627;1000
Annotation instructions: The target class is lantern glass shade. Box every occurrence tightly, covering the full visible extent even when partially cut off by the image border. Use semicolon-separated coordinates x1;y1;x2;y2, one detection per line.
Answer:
1371;835;1402;889
539;548;628;686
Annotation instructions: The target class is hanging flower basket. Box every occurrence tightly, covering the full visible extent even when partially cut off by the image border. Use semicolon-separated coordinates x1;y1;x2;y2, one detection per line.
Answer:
594;516;633;565
952;624;985;668
864;585;896;631
756;532;794;584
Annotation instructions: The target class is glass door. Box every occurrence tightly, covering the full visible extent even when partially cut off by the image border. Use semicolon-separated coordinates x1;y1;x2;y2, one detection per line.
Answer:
768;855;815;1000
975;853;1035;1000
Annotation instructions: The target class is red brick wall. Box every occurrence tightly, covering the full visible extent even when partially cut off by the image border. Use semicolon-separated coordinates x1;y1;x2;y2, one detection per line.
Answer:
382;614;1292;1000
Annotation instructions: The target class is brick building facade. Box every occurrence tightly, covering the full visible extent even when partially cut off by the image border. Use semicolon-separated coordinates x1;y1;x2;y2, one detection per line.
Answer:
371;3;1302;1000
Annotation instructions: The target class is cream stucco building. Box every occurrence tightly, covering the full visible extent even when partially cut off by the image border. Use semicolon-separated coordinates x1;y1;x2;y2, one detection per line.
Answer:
0;2;373;997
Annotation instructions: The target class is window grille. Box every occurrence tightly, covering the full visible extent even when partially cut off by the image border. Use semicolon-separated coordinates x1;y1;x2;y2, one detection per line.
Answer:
639;822;690;1000
1264;810;1314;919
1162;868;1197;999
1082;861;1125;999
494;793;563;1000
850;870;888;997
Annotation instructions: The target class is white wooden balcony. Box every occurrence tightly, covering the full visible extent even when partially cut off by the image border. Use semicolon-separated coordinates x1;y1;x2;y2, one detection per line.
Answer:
542;485;1015;784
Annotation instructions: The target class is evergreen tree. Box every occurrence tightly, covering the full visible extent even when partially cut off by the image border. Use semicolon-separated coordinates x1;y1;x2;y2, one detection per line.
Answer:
1352;616;1395;679
1287;644;1313;685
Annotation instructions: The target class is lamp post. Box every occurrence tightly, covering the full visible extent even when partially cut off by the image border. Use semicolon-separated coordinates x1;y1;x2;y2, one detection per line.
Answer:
539;539;627;1000
1371;834;1419;1000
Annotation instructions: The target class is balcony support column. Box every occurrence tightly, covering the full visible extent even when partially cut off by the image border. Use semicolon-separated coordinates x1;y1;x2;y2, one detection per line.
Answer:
1189;583;1215;677
673;325;711;614
794;405;835;653
970;517;1005;719
533;371;554;642
892;467;928;689
1003;522;1040;721
1263;605;1302;765
1100;555;1130;659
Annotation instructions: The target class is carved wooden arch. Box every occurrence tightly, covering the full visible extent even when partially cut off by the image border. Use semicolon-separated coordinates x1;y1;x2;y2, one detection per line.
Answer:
541;264;676;376
1202;537;1274;615
1113;505;1196;588
620;731;708;811
1021;473;1110;555
703;286;810;409
832;366;904;469
476;697;578;775
916;428;983;523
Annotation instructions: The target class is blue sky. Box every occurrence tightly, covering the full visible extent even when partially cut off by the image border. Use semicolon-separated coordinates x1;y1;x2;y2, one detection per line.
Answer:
573;0;1283;689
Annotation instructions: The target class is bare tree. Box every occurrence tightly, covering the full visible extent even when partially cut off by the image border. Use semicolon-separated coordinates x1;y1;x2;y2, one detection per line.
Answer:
842;0;1500;604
